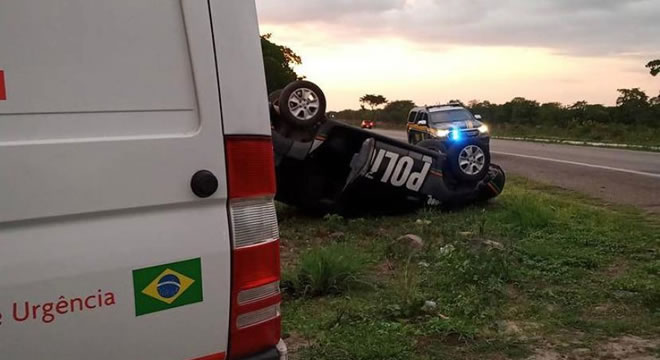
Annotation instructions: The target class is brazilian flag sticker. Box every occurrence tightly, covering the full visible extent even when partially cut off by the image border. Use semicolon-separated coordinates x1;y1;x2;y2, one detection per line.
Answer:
132;258;203;316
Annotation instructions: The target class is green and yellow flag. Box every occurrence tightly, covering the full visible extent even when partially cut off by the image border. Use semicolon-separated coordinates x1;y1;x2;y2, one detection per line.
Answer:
132;258;203;316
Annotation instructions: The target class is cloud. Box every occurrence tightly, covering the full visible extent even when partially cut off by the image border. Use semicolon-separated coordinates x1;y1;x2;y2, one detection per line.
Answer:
256;0;405;22
256;0;660;56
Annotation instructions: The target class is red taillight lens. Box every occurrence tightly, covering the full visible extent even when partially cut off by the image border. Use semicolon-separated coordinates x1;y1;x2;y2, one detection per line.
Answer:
226;137;277;199
225;136;281;359
0;70;6;101
230;240;281;358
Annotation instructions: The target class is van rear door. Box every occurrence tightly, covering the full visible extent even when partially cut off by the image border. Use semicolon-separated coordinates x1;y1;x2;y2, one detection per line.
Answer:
0;1;232;359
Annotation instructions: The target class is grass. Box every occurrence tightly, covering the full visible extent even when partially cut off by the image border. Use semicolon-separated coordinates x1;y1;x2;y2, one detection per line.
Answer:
277;177;660;359
283;243;369;297
492;124;660;149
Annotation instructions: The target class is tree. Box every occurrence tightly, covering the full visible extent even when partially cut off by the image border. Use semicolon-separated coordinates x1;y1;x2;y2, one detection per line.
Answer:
539;102;569;127
647;59;660;77
508;97;540;124
359;94;388;111
359;94;388;121
380;100;416;123
615;88;650;125
447;99;465;107
261;34;302;93
616;88;649;107
651;91;660;106
467;100;496;123
569;101;588;111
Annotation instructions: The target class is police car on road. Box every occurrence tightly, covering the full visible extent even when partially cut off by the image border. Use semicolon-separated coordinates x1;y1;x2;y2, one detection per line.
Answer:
407;104;491;182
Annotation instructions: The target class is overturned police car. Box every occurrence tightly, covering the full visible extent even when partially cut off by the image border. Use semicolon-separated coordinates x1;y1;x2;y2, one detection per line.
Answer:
270;80;506;216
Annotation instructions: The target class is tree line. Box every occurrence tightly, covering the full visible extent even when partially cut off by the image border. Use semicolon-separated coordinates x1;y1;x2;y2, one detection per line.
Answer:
261;34;659;132
331;64;660;130
330;90;659;129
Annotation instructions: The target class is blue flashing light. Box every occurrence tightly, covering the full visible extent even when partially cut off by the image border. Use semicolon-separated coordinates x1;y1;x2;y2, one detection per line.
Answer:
451;129;461;141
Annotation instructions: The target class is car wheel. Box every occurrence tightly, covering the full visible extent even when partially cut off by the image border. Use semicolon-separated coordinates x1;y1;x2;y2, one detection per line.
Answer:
449;143;490;182
417;139;490;182
278;80;327;129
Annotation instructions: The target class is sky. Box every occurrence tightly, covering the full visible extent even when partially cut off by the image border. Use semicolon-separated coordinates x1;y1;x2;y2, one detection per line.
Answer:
255;0;659;111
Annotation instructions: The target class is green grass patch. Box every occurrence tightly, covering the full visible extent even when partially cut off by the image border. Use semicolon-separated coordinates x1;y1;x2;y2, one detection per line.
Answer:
283;243;370;297
492;123;660;149
278;177;660;359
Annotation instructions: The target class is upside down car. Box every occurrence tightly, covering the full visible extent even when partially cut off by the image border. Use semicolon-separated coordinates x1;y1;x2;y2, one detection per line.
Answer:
269;81;506;216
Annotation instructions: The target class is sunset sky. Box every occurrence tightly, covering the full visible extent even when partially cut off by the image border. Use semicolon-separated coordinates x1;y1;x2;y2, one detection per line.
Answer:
255;0;659;111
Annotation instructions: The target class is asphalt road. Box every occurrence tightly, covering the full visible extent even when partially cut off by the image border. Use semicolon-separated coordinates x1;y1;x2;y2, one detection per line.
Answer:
373;129;660;214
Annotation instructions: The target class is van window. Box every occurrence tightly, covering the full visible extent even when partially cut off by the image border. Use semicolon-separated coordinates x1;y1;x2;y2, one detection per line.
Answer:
408;111;418;123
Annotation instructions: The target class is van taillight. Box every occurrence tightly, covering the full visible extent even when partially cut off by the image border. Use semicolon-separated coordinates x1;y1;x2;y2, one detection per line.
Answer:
226;136;281;359
226;137;277;199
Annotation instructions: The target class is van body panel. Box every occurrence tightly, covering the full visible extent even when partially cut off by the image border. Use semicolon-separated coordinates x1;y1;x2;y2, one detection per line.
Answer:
0;204;231;359
210;0;271;136
0;0;227;223
0;1;235;358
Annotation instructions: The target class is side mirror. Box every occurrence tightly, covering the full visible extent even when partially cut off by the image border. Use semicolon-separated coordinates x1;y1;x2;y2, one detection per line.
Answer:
474;114;482;120
418;120;428;126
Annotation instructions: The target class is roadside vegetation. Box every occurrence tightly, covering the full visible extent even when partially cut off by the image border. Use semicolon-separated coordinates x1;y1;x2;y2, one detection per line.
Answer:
277;177;660;359
490;123;660;148
261;33;659;147
329;60;660;147
332;89;660;147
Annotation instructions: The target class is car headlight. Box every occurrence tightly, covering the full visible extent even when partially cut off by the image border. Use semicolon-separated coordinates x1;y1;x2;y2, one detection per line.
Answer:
434;129;450;137
478;125;489;134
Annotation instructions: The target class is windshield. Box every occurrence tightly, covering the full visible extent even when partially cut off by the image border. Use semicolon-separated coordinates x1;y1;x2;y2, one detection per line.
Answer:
430;109;475;124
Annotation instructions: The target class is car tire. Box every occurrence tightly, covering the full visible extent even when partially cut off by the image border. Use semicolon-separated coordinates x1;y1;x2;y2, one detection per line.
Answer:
447;141;491;182
477;164;506;201
278;80;327;129
417;139;490;182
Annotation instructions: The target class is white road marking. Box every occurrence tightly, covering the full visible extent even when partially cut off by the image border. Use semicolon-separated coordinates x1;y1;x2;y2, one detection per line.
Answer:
493;151;660;179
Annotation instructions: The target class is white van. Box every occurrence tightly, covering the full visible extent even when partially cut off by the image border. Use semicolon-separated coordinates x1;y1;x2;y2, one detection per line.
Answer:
0;1;286;359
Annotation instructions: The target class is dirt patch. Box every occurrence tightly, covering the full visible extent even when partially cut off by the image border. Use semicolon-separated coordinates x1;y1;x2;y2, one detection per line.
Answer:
417;333;468;347
279;238;300;267
496;320;542;341
527;336;659;360
596;336;660;360
603;262;630;279
375;259;396;276
527;349;567;360
283;331;315;355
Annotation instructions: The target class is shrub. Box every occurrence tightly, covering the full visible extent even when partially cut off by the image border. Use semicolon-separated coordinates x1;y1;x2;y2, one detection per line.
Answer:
284;244;368;297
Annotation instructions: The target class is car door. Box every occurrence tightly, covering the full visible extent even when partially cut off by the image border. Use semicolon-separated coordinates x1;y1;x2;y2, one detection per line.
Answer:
418;112;431;141
407;111;418;143
410;111;429;144
0;1;231;359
